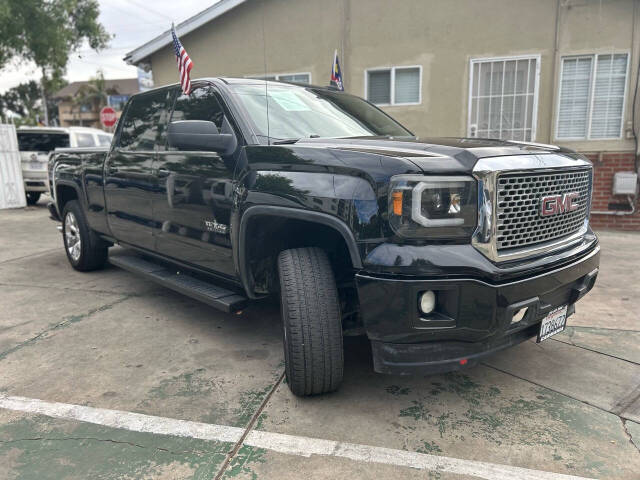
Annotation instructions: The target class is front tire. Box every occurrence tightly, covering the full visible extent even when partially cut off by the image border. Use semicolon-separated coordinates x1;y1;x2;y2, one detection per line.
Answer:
26;192;41;205
62;200;108;271
278;247;344;396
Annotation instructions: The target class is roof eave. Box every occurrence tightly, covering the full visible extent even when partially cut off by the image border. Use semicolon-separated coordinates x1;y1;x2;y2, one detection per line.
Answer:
124;0;248;65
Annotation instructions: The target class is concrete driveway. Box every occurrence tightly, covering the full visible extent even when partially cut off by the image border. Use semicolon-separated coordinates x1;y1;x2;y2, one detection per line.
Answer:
0;199;638;479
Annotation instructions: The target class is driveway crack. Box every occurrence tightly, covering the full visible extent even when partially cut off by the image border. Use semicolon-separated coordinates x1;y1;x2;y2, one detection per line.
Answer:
0;436;201;456
213;370;285;480
621;419;640;454
0;295;132;362
550;337;640;366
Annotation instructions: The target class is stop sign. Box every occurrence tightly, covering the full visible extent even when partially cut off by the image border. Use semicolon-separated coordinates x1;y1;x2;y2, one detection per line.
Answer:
100;106;117;128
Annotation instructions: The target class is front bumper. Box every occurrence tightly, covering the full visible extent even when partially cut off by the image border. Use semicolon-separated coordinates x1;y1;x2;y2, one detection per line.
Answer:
356;244;600;375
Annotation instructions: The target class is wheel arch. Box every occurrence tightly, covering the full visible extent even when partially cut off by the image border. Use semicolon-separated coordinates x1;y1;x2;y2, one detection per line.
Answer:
55;181;84;215
238;206;362;299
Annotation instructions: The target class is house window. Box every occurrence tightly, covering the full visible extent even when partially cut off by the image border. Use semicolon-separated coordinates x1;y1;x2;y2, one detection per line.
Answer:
468;56;540;141
249;73;311;84
556;53;628;140
366;67;421;106
278;73;311;83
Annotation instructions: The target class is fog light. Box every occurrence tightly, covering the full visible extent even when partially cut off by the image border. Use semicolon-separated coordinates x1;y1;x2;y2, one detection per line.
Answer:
419;290;436;314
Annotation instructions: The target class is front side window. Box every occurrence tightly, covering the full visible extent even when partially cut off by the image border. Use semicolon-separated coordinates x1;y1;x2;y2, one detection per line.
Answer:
230;83;412;141
556;53;628;140
171;86;225;130
118;89;174;151
468;56;540;141
366;67;421;106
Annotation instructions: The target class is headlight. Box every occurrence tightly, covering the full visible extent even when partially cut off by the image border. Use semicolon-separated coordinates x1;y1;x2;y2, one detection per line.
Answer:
388;175;477;239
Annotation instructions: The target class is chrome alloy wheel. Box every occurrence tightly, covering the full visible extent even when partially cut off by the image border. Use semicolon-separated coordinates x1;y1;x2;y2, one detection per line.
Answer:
64;212;82;262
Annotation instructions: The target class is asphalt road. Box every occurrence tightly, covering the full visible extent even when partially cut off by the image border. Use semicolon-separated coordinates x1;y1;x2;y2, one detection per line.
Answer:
0;198;639;479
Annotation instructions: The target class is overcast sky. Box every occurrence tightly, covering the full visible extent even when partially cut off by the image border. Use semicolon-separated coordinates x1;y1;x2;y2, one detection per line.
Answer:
0;0;216;93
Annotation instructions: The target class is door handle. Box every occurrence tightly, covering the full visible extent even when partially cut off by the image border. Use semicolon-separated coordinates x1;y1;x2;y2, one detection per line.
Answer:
156;169;171;178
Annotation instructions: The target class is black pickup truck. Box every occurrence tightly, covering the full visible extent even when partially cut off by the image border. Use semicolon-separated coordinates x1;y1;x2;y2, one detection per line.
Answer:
49;78;599;396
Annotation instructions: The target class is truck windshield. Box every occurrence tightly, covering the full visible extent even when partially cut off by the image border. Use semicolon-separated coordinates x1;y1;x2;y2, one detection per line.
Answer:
17;132;70;152
229;83;413;142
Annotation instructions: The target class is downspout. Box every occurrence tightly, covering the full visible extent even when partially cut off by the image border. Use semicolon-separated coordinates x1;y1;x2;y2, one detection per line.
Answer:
632;0;640;175
591;1;639;216
547;0;562;143
342;0;350;92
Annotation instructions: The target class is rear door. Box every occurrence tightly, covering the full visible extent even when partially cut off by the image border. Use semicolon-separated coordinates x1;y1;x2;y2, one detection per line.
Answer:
104;89;174;250
152;84;240;277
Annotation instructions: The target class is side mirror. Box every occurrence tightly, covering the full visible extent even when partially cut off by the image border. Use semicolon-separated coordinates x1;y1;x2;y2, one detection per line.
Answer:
167;120;237;154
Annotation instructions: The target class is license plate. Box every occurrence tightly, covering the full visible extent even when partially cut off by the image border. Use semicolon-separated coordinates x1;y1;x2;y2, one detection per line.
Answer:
537;305;568;342
29;161;42;170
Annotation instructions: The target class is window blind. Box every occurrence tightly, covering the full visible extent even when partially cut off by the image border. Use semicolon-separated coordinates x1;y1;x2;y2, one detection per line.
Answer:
394;68;420;104
367;70;391;104
590;54;627;138
557;57;592;139
556;53;628;140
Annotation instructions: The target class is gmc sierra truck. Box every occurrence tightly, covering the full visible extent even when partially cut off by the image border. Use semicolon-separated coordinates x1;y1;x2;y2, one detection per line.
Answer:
48;78;600;396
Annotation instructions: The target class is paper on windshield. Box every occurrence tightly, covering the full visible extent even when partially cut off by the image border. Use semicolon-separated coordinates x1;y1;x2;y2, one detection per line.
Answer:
269;91;310;111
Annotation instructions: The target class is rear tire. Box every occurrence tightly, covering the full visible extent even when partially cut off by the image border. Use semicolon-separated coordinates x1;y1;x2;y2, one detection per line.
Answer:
62;200;108;271
26;192;41;205
278;247;344;396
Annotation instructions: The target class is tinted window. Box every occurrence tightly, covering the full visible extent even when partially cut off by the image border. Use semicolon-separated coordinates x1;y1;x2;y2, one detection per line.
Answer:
75;133;95;147
17;132;70;152
171;86;225;130
119;89;173;150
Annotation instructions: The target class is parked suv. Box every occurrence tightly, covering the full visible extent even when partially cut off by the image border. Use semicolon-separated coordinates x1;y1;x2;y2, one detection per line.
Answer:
17;126;112;205
49;78;599;396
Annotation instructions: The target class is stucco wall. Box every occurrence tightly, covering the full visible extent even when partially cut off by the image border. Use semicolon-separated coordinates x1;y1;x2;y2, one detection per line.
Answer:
146;0;638;152
150;0;343;88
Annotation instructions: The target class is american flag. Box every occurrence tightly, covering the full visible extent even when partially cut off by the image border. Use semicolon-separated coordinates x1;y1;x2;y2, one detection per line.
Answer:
171;24;193;95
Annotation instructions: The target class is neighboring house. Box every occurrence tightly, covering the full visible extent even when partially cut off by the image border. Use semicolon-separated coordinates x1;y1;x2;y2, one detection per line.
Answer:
124;0;640;231
54;78;139;129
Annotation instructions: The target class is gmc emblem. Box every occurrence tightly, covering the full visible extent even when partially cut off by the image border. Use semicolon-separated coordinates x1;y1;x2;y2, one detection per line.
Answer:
540;192;580;217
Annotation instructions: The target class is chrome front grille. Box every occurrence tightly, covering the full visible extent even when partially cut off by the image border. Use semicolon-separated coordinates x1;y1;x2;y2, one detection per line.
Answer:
496;169;591;251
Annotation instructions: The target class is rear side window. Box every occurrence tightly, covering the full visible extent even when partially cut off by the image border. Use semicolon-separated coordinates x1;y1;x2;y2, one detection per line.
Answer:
119;89;173;151
171;86;225;130
17;132;70;152
75;133;95;148
98;134;112;146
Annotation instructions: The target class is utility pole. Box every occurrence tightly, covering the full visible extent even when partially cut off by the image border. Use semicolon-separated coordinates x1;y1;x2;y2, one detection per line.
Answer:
41;68;49;126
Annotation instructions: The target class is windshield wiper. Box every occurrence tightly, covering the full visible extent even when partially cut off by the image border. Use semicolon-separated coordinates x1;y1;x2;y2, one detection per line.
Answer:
272;134;320;145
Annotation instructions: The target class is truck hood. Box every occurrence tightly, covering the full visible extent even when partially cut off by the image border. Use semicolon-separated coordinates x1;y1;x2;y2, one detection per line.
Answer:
294;136;578;174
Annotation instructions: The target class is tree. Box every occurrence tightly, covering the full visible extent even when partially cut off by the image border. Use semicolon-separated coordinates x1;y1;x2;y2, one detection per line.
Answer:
0;0;110;125
76;70;113;111
0;81;41;122
0;76;67;125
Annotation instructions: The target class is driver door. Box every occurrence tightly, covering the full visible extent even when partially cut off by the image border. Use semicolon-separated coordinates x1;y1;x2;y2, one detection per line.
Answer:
152;85;239;278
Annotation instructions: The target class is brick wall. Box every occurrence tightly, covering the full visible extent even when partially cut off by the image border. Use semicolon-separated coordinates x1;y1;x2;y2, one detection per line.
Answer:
582;152;640;231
